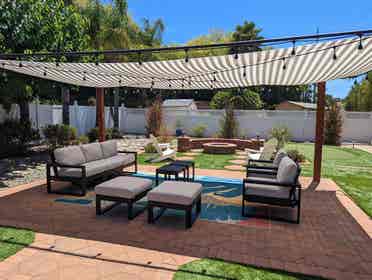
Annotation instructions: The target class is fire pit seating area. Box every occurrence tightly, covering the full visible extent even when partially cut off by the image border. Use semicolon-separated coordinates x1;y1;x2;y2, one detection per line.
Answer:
203;142;237;154
47;140;137;196
177;136;263;152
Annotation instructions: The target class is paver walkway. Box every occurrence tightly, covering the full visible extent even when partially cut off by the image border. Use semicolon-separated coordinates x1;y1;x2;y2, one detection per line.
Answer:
0;168;372;280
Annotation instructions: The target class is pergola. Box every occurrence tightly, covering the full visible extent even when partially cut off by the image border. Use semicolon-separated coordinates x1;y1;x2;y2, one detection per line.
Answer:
1;29;372;183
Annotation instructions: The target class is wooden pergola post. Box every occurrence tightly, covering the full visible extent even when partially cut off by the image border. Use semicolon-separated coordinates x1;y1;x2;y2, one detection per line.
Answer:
61;86;70;125
313;82;326;183
96;88;105;142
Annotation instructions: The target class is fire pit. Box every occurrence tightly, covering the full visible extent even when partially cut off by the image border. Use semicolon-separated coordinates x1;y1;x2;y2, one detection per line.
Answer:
203;142;237;154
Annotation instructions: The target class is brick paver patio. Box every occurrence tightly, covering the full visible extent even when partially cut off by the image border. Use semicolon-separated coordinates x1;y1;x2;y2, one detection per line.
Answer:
0;166;371;280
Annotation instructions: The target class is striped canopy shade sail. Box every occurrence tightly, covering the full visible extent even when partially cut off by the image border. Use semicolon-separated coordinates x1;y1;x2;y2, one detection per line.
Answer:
1;36;371;89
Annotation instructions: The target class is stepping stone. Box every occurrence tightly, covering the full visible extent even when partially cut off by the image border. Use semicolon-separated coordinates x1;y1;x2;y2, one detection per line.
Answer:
176;156;195;161
183;152;199;156
236;151;248;156
224;165;246;171
190;149;203;153
228;159;246;165
233;155;247;160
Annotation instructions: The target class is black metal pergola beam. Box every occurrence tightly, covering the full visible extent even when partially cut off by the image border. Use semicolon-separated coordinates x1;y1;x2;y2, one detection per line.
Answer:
1;29;372;59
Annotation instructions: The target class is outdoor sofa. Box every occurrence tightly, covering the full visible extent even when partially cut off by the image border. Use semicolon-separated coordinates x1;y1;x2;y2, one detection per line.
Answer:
47;140;137;196
242;156;302;223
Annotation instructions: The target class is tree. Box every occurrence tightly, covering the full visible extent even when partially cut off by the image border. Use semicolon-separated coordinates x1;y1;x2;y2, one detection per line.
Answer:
231;21;263;52
325;102;343;146
219;101;238;139
210;89;262;110
0;0;89;119
344;73;372;111
146;96;163;137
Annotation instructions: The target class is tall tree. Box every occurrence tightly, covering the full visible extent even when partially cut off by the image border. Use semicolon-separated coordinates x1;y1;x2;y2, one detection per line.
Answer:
231;21;263;52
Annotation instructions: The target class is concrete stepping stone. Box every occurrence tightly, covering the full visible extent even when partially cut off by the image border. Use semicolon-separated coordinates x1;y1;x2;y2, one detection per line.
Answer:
236;151;248;156
224;165;246;171
228;159;246;165
233;155;247;160
190;149;203;153
176;156;195;161
183;152;199;156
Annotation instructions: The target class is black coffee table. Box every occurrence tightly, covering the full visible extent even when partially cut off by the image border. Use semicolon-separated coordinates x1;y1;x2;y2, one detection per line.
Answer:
155;163;187;185
171;160;195;181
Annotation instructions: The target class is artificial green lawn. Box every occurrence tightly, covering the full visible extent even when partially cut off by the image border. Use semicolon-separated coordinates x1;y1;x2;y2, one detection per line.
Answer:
0;227;34;261
287;143;372;217
138;152;235;170
174;259;325;280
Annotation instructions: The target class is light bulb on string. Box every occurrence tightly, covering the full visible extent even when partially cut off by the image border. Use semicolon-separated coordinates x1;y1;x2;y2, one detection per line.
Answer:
358;35;364;50
43;68;47;76
291;40;296;56
138;52;142;66
184;49;189;63
243;65;247;77
282;57;287;70
333;46;337;60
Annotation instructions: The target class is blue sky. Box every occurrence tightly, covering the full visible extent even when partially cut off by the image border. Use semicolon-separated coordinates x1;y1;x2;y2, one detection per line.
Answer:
126;0;372;98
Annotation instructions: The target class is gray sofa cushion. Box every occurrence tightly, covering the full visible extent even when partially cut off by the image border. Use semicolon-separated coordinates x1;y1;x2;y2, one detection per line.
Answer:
54;146;86;166
245;183;297;199
81;143;104;162
148;181;202;205
101;140;118;158
108;154;135;169
58;158;111;178
276;156;298;184
95;176;153;199
273;149;287;166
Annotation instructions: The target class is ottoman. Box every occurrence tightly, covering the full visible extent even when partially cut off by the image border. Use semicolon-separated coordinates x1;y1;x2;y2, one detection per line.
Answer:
95;176;153;220
147;181;202;229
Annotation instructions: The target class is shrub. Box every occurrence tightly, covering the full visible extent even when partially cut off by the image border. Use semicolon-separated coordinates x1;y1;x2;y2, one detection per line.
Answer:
43;124;77;148
78;135;89;144
287;149;306;163
158;126;173;143
87;127;120;142
0;120;40;157
144;143;157;153
325;102;343;146
192;124;207;138
146;96;163;137
270;125;291;150
219;101;238;139
210;89;262;109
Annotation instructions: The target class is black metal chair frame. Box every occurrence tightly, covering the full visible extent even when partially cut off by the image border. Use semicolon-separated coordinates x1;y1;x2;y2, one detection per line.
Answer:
96;188;150;220
245;159;279;177
47;150;138;196
242;164;302;224
148;194;202;229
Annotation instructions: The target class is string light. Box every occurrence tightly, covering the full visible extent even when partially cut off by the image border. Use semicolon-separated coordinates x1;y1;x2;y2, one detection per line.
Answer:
291;40;296;56
138;52;142;66
83;72;86;81
168;80;171;88
43;68;47;76
18;62;23;68
282;57;287;70
333;46;337;60
234;49;239;60
243;65;247;77
213;72;217;82
184;49;189;63
358;35;364;50
188;77;192;86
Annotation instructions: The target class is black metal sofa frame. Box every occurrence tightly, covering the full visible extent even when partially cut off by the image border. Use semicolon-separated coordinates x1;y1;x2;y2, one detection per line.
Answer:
242;161;302;224
47;150;138;196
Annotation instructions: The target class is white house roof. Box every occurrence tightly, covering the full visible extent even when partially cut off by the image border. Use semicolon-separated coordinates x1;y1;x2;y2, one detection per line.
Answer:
162;99;195;107
1;36;372;89
287;101;317;110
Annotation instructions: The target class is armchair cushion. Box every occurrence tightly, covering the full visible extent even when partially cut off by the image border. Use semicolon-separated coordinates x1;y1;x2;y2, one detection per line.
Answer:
276;156;298;184
273;149;287;166
81;143;104;162
54;146;86;166
245;183;298;200
101;140;118;158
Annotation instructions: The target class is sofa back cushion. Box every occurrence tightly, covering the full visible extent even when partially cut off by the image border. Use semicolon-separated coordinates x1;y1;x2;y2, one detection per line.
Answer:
54;146;86;166
100;140;118;158
273;149;287;166
81;142;104;162
276;156;298;184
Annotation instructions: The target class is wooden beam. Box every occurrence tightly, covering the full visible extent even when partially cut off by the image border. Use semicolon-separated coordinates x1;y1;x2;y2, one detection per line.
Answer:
61;86;70;125
113;88;119;130
96;88;105;142
313;82;326;183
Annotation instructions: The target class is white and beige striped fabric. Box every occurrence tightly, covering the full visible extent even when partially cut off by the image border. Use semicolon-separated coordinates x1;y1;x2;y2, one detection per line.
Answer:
1;37;371;89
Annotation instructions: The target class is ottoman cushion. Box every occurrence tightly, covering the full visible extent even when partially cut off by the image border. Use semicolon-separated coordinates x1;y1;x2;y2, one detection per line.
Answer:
148;181;202;205
95;176;153;199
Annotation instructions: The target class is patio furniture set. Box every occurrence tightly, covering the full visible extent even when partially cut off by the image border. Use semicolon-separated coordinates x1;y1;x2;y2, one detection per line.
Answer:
46;138;302;228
